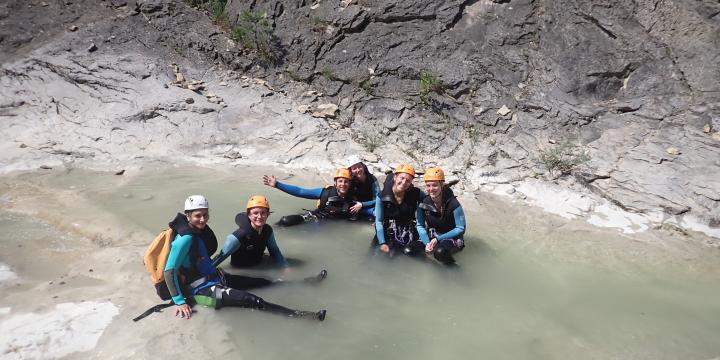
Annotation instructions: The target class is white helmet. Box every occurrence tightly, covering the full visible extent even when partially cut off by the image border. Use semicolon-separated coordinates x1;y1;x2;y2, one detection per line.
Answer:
184;195;209;211
344;155;362;168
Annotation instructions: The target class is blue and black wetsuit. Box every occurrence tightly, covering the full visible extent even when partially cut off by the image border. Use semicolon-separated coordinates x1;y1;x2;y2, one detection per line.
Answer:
372;175;426;256
350;162;380;218
274;181;361;225
212;212;288;268
163;213;318;318
417;188;466;264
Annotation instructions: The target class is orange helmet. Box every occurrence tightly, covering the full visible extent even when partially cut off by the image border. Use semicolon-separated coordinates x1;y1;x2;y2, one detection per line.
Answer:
246;195;270;211
334;168;352;180
424;167;445;182
394;163;416;178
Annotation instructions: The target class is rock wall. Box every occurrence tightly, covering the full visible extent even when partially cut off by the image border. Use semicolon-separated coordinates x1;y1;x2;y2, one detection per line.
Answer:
222;0;720;224
1;0;719;227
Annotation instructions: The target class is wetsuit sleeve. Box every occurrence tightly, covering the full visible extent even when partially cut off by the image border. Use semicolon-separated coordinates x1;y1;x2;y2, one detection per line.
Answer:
266;232;289;267
437;206;466;241
211;233;242;268
164;234;193;305
275;182;324;199
416;207;430;244
374;195;387;245
361;180;381;208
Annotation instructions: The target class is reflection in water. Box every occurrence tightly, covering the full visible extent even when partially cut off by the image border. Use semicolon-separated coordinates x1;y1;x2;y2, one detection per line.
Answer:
2;167;720;359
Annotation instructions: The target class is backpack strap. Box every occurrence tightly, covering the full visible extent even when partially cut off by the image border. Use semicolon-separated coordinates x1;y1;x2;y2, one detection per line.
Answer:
132;300;174;322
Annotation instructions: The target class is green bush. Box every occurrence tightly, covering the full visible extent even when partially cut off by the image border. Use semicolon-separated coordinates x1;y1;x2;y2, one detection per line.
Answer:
232;10;277;62
418;70;444;105
538;138;590;178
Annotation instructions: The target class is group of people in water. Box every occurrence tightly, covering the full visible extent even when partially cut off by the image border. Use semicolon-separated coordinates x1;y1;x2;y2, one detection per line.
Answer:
161;156;466;322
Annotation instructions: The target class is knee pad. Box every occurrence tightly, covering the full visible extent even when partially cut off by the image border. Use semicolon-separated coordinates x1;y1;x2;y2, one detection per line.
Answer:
278;214;305;226
434;247;455;264
240;293;265;309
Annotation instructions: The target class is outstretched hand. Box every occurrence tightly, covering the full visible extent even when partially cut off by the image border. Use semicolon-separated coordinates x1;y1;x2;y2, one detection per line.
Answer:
263;175;277;188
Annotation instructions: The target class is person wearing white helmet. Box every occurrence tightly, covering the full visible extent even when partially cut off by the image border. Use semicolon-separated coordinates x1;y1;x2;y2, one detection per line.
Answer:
345;155;380;219
416;167;466;265
163;195;326;321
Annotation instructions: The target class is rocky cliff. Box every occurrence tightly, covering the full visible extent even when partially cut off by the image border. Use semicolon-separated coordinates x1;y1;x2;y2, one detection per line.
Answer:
1;0;719;230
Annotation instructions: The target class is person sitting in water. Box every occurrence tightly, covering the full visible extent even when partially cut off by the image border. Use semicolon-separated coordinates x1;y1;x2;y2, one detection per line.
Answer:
346;155;380;219
372;164;426;256
416;167;466;264
263;168;364;226
164;195;326;321
212;195;289;269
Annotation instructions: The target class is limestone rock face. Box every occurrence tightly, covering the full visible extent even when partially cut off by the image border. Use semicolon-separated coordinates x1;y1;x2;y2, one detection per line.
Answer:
1;0;719;227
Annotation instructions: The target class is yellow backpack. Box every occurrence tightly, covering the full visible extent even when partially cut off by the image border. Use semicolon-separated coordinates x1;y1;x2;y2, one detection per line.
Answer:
143;229;175;300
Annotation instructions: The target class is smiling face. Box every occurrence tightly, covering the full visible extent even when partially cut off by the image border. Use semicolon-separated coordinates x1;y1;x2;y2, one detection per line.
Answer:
349;163;366;182
393;173;414;193
247;207;269;230
425;180;443;200
186;209;209;230
335;177;351;196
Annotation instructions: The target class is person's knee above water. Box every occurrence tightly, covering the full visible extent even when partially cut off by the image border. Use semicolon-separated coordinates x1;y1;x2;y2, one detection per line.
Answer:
373;164;426;256
263;169;368;225
417;167;466;264
212;195;289;269
346;155;380;219
164;195;325;321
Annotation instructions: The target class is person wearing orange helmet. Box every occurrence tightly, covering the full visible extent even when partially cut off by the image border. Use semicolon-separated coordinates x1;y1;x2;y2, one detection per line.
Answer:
263;168;365;226
162;195;326;321
417;167;466;264
212;195;289;268
372;164;426;256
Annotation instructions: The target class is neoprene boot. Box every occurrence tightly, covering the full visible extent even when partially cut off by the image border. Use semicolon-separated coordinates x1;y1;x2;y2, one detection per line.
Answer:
293;309;327;321
278;214;305;226
303;269;328;284
433;246;455;264
402;241;424;256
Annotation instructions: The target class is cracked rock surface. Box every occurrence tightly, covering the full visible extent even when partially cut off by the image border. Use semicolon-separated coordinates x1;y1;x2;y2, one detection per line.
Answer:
1;0;719;229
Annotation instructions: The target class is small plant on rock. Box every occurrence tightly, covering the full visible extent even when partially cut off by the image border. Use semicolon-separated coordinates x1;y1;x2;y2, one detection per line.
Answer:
356;131;385;152
538;138;590;178
418;70;444;105
232;10;278;62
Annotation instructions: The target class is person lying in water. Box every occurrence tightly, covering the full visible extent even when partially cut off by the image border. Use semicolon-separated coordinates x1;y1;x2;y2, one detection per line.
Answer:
417;167;466;265
165;195;326;321
346;155;380;219
212;195;289;269
371;164;427;257
263;169;367;226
